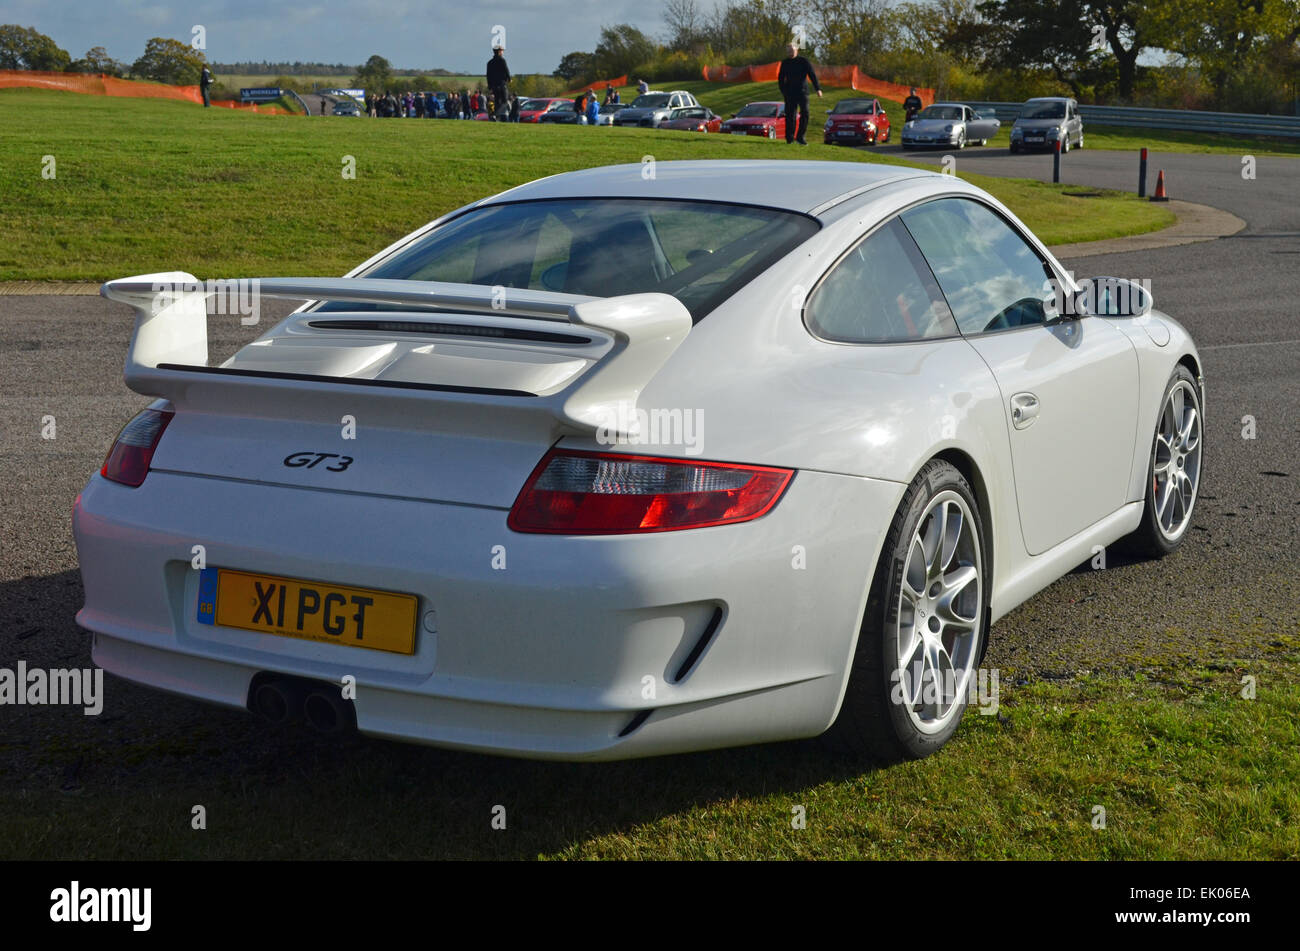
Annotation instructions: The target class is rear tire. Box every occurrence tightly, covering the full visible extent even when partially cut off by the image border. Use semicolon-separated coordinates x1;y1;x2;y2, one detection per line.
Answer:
829;460;989;762
1123;366;1203;558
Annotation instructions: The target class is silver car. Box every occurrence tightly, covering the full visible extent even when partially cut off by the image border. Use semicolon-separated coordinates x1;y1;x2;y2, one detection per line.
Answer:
612;90;700;128
901;103;1000;149
1010;97;1083;153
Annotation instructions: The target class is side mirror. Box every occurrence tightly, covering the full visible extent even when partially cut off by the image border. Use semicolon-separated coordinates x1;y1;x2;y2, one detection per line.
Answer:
1078;277;1153;318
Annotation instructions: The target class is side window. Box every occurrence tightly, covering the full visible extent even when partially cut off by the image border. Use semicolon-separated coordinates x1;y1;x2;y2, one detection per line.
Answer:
901;198;1053;335
805;218;959;343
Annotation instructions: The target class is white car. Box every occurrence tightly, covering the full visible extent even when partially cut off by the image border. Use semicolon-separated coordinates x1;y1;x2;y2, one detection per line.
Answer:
77;160;1203;762
902;103;1001;148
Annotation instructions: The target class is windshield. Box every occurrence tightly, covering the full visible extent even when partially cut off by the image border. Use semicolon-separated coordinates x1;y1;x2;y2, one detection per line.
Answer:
830;99;874;114
316;198;819;322
917;106;963;120
519;99;549;111
631;94;669;108
736;103;779;118
1021;102;1066;119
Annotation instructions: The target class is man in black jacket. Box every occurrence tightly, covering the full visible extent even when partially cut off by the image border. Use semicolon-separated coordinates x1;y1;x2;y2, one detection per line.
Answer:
200;65;214;107
777;42;821;144
486;46;511;121
903;87;923;122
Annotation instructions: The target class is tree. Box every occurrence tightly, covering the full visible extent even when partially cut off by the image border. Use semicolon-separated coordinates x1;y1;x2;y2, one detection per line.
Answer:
812;0;909;67
978;0;1153;99
591;24;657;77
703;0;805;59
130;37;206;84
66;46;125;76
0;24;71;71
665;0;705;50
554;51;594;80
1087;1;1150;100
977;0;1095;96
1145;0;1297;106
353;54;392;93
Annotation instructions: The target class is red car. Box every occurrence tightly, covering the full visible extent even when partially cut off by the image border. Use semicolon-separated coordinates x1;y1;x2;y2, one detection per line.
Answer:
658;105;723;133
517;97;571;123
719;101;786;140
823;97;892;145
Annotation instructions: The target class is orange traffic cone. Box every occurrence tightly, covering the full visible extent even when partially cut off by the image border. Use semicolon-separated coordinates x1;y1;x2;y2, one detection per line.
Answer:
1149;169;1169;202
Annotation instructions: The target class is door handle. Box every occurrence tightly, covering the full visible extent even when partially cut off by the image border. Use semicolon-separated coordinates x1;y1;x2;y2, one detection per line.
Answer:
1010;392;1040;429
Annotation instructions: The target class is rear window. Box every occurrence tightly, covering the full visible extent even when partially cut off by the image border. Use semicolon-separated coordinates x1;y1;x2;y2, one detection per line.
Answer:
318;199;820;322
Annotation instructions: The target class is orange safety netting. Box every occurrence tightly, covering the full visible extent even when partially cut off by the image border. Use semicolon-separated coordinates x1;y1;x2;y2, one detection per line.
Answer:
0;70;295;114
701;61;934;106
568;74;628;96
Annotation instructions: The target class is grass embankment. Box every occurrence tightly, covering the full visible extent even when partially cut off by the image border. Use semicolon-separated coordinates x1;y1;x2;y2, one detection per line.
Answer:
1;87;1171;282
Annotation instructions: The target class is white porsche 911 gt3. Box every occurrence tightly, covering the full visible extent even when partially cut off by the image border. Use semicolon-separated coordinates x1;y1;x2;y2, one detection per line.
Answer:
75;160;1204;761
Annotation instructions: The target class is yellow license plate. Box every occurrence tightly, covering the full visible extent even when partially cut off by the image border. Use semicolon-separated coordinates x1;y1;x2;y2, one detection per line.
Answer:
209;569;418;655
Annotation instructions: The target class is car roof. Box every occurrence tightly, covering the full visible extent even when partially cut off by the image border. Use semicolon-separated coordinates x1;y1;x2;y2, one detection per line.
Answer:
479;160;933;215
1025;96;1073;102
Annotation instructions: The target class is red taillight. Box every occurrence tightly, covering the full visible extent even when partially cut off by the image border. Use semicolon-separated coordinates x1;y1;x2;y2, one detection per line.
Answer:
100;409;173;487
508;449;793;535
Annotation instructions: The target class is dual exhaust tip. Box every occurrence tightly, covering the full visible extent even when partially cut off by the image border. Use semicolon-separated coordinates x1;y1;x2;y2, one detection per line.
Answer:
249;675;355;735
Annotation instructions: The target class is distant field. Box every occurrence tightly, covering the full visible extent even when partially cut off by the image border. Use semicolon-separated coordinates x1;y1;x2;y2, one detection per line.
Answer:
0;87;1173;282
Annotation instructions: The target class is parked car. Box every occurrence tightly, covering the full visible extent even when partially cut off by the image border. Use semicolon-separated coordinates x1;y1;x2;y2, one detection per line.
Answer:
612;91;700;128
517;97;571;123
822;97;891;145
86;159;1203;762
719;101;786;139
659;105;723;133
330;101;360;117
538;101;583;125
596;102;627;126
901;103;1000;149
1010;97;1083;153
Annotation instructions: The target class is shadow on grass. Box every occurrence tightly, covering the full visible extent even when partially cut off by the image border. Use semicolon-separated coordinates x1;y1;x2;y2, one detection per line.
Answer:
1;569;880;859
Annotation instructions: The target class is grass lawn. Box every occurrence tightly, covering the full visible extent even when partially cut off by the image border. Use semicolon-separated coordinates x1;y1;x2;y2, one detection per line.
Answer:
1;87;1172;282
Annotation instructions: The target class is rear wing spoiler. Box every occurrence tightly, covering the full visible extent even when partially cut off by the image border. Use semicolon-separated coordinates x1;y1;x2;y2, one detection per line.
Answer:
100;272;693;435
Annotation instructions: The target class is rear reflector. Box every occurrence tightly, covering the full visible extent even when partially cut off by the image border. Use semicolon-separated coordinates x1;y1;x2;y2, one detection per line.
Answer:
100;408;173;487
508;449;793;534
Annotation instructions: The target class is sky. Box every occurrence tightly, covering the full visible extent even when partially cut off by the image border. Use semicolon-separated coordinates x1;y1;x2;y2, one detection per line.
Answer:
7;0;668;75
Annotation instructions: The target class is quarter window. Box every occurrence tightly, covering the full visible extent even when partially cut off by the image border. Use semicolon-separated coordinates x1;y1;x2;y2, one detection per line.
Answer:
902;198;1053;334
805;218;958;343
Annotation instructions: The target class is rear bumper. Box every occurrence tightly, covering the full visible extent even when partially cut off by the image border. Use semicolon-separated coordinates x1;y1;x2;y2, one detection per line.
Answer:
73;468;902;759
